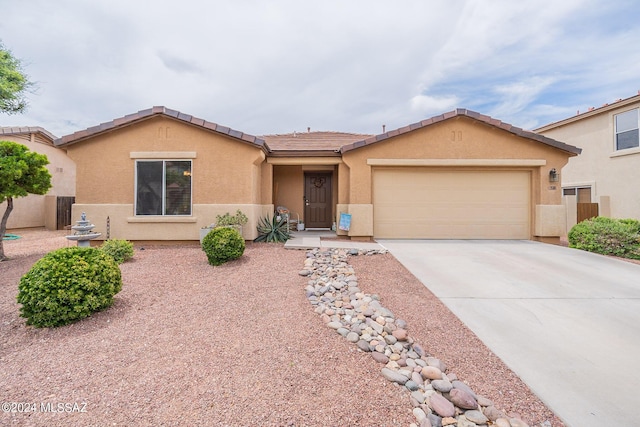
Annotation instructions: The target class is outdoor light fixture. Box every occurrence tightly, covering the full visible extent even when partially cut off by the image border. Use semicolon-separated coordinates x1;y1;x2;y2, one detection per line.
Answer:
549;168;559;182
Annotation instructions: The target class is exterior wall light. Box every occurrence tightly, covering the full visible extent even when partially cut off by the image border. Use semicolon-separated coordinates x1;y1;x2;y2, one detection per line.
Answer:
549;168;559;182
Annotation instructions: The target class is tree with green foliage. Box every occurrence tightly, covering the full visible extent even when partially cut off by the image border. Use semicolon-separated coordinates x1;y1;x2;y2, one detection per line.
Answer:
0;41;33;114
0;141;52;261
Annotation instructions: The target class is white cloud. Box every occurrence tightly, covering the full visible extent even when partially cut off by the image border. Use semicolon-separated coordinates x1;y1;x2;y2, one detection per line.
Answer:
410;94;460;115
0;0;638;136
490;76;557;117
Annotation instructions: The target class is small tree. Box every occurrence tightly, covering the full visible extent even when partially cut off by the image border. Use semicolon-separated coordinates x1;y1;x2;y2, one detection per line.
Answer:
0;141;52;261
0;41;33;114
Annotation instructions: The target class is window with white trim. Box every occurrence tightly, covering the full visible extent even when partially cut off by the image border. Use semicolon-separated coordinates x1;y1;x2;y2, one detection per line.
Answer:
562;186;591;203
615;108;639;150
135;160;192;215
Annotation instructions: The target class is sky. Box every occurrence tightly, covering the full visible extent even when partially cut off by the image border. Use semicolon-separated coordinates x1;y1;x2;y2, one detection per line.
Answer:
1;0;639;139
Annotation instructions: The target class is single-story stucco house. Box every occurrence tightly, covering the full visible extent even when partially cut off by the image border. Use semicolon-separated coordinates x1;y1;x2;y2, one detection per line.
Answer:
1;126;76;230
54;106;580;244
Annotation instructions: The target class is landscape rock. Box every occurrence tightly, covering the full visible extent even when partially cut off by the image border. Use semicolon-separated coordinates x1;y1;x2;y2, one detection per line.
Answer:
421;366;443;380
405;380;419;391
452;380;477;399
301;247;523;427
494;419;512;427
381;368;409;385
356;340;371;352
428;393;455;418
346;331;360;343
509;418;531;427
449;388;478;410
392;328;408;341
431;379;453;393
454;415;475;427
484;405;506;421
371;352;389;364
464;409;488;424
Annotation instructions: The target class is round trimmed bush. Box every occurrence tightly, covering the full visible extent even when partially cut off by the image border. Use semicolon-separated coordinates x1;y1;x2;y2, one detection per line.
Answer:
201;226;245;266
568;216;640;259
99;239;134;264
17;247;123;327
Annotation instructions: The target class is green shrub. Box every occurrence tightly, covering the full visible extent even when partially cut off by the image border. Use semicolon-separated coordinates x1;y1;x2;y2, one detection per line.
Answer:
201;227;245;266
215;210;248;227
99;239;134;264
17;247;123;327
254;214;291;243
568;216;640;259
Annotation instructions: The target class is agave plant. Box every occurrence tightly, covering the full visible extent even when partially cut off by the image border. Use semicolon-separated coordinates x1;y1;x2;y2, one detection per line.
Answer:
254;214;291;243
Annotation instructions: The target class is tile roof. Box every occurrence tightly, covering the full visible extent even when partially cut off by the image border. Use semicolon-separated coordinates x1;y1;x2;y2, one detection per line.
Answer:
534;92;640;132
0;126;57;143
340;108;582;155
262;131;373;154
54;106;267;150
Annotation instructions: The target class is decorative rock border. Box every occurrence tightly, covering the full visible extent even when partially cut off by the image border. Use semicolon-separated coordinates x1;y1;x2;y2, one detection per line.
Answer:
300;248;534;427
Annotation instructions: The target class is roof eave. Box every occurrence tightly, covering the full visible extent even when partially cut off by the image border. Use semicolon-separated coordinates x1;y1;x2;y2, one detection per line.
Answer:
341;108;581;156
0;126;58;144
267;150;342;158
54;106;268;153
534;93;640;132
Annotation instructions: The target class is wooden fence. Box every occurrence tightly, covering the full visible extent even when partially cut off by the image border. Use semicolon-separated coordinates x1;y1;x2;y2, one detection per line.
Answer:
56;196;75;230
577;203;599;223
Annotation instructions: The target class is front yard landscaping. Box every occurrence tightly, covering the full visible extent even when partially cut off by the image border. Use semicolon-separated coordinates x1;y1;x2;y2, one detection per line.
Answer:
0;229;562;426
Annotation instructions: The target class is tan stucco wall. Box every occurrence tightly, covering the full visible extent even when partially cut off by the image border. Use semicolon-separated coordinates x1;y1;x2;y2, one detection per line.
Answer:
71;203;273;241
538;100;640;220
273;165;304;220
341;117;573;240
1;133;76;229
63;116;271;241
65;117;264;205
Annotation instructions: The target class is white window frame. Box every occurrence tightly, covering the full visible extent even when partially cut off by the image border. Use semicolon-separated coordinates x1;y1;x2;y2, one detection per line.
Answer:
562;185;593;203
134;159;193;216
614;108;640;151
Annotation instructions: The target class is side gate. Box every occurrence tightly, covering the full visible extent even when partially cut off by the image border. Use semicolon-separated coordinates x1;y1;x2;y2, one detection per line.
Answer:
577;203;599;223
56;196;75;230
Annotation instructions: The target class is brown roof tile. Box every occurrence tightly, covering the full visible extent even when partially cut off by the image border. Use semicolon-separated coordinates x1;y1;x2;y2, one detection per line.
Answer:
340;108;581;155
55;106;266;150
0;126;57;143
190;117;205;127
262;131;373;153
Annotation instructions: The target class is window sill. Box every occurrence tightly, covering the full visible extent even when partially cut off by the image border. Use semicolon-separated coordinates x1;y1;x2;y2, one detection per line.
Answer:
127;216;197;223
610;147;640;158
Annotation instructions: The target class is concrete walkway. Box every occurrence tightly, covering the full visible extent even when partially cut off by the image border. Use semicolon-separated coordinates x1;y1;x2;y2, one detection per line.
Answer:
379;240;640;427
284;230;385;251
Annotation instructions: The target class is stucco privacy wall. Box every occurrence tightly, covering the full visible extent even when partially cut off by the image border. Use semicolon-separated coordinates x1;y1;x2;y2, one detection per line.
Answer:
339;116;573;240
62;116;271;240
536;95;640;220
0;129;75;229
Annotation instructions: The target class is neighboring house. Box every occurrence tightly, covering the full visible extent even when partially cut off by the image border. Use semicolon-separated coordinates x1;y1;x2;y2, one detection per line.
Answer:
0;127;76;230
55;106;580;244
535;92;640;223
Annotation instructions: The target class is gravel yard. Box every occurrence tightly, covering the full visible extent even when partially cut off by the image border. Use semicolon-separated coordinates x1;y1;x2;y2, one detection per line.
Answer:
1;229;562;426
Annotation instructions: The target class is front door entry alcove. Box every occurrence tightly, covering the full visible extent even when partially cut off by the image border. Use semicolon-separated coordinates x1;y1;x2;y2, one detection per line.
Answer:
304;172;332;229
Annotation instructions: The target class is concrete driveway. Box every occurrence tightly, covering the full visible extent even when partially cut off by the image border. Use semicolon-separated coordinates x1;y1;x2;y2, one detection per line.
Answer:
378;240;640;427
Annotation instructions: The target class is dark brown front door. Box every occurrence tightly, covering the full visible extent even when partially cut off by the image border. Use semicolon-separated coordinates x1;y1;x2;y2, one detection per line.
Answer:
304;173;332;228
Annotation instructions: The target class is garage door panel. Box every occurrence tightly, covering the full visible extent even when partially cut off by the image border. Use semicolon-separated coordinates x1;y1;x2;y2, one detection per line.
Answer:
373;169;530;239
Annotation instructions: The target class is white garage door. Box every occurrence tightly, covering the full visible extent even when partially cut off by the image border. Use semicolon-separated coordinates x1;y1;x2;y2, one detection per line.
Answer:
373;168;530;239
